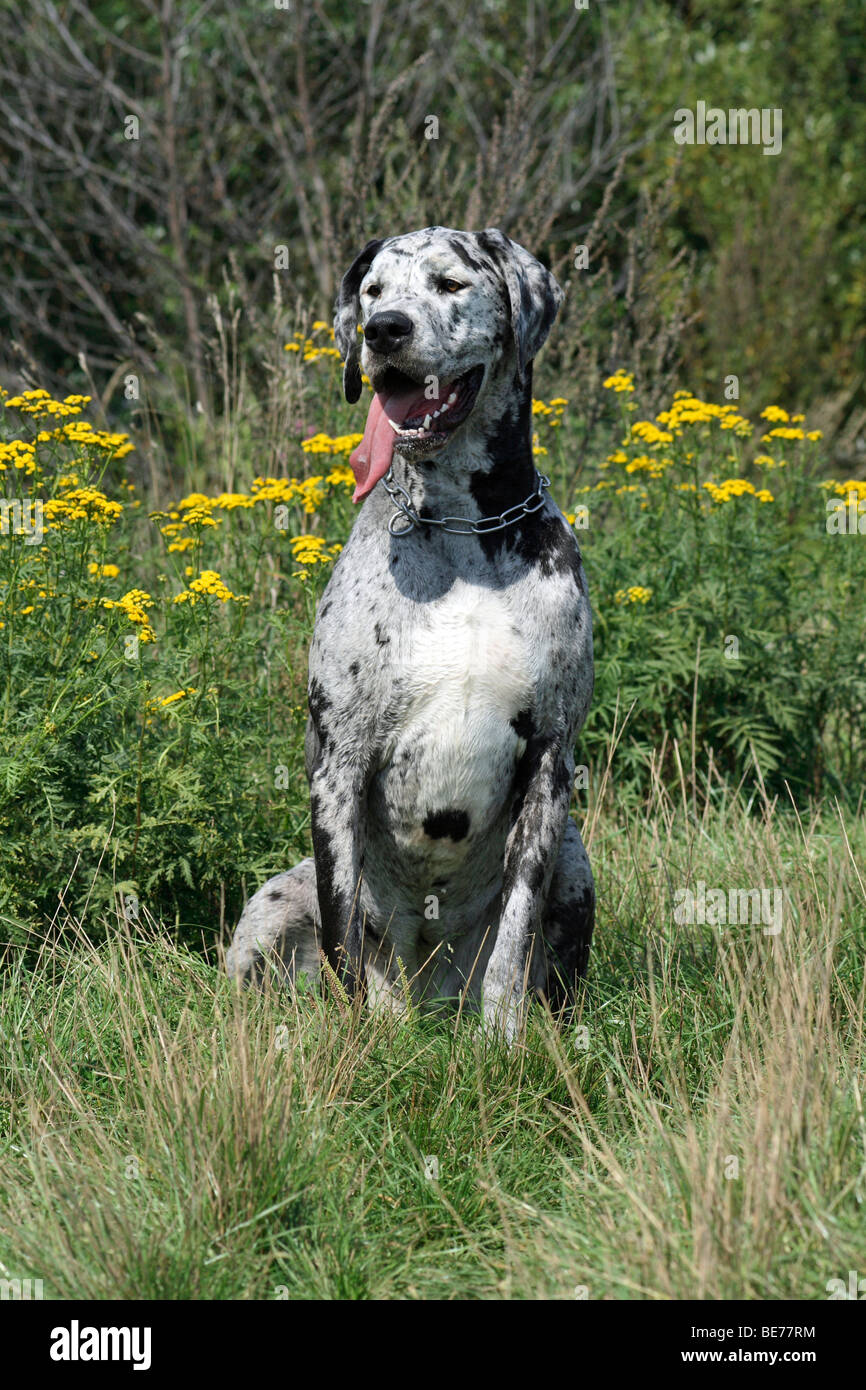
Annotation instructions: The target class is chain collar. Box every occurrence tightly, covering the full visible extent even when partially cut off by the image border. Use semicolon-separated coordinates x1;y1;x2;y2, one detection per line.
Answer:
382;468;550;537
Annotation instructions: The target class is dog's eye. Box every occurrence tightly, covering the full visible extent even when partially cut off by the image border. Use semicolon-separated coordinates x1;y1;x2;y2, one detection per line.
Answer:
364;284;381;298
440;279;465;294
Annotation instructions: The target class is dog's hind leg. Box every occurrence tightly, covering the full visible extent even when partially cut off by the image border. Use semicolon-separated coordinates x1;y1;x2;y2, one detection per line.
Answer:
540;818;595;1011
226;858;320;989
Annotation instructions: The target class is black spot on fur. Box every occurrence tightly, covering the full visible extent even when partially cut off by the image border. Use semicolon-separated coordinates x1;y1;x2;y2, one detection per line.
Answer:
349;660;360;678
526;853;546;895
469;368;541;561
423;808;470;841
511;709;534;739
513;733;546;800
374;622;390;646
515;513;584;590
308;676;333;749
448;237;484;272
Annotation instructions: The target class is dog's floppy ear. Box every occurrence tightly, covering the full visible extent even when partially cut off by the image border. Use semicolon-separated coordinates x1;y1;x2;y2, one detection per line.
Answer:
333;238;386;403
476;228;564;382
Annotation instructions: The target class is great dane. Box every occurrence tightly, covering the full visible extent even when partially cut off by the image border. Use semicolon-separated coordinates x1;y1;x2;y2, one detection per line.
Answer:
227;226;595;1041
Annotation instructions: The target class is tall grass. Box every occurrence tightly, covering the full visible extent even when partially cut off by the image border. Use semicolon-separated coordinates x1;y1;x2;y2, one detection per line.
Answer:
1;768;862;1300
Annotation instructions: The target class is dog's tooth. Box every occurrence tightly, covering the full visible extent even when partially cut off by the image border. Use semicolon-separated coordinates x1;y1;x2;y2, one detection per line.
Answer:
387;418;401;432
423;414;432;430
448;391;457;404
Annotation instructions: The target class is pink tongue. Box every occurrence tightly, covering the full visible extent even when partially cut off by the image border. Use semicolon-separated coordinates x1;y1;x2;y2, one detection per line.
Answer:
349;382;445;503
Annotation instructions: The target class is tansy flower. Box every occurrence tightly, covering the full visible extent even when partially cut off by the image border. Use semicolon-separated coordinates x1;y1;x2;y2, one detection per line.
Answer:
288;535;342;568
603;371;635;393
101;589;156;642
762;427;805;441
614;586;652;605
301;433;363;457
631;420;674;446
173;570;247;604
703;479;774;504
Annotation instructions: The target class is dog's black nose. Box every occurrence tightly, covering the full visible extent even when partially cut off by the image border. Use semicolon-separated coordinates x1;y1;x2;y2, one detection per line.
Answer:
364;310;413;354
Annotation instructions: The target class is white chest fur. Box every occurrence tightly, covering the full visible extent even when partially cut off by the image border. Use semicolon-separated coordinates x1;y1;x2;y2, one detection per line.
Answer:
400;578;533;724
379;580;535;832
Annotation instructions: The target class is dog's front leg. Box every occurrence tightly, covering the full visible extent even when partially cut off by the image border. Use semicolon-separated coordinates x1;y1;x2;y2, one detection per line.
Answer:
483;739;572;1042
309;756;367;996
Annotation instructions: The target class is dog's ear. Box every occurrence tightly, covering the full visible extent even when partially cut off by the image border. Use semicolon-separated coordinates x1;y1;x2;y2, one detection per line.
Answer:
476;229;564;382
333;238;386;403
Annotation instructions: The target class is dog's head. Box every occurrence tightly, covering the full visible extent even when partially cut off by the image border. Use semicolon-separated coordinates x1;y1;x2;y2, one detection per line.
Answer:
333;227;563;500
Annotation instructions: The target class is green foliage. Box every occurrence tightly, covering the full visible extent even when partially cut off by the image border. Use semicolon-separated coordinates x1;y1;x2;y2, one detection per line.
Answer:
1;352;864;945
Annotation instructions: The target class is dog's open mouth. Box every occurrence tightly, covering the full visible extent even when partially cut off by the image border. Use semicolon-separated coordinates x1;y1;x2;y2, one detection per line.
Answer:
349;364;484;502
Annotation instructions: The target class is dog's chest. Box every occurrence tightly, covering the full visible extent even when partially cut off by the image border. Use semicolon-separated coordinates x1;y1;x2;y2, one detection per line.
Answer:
375;580;534;840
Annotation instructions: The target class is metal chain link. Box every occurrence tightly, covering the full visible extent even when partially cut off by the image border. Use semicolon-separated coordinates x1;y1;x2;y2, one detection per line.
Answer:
383;468;550;537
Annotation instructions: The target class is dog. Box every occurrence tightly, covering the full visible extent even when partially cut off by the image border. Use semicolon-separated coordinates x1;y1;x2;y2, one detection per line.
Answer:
226;226;595;1042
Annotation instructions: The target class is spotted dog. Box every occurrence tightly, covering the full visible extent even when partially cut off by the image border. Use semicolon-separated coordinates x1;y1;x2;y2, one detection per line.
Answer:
226;226;595;1041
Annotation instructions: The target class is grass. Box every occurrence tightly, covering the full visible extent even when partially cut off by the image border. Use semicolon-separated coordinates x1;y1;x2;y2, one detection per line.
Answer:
2;769;863;1300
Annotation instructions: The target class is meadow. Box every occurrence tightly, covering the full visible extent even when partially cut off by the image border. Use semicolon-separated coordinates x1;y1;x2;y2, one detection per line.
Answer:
1;330;864;1299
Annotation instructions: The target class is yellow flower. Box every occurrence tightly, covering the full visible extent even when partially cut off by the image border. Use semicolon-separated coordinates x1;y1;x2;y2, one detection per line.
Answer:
43;487;123;530
101;588;156;642
603;371;635;393
326;464;355;488
175;569;247;603
213;492;254;510
288;535;341;567
301;433;363;457
703;479;774;504
830;479;866;501
614;586;652;605
631;420;673;446
763;426;805;441
160;688;197;707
